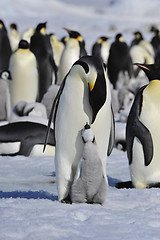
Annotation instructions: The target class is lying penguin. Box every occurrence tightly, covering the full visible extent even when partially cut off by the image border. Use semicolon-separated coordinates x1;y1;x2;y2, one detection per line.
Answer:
71;123;107;204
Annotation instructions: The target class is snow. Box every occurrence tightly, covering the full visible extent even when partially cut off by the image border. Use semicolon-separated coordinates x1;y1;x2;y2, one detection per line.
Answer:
1;0;160;239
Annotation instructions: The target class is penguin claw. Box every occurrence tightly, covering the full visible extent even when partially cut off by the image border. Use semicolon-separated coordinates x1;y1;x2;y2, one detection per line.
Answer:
61;195;72;204
116;181;133;189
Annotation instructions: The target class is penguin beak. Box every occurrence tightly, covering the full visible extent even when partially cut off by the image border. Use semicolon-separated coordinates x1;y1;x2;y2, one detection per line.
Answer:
63;27;71;34
134;63;150;71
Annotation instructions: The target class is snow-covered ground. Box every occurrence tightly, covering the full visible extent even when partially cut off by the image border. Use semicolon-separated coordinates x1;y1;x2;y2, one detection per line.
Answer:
1;0;160;239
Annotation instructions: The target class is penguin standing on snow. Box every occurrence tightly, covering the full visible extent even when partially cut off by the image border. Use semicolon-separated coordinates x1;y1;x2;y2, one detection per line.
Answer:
44;55;114;202
92;36;110;65
30;22;57;100
9;40;39;108
0;121;55;157
0;20;12;71
9;23;21;52
49;33;64;67
107;33;133;89
0;70;12;121
57;28;87;85
71;123;107;204
151;29;160;64
126;63;160;188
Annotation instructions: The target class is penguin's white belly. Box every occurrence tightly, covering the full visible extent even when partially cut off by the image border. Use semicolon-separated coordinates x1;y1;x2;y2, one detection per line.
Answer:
130;83;160;187
55;72;92;200
30;144;55;157
10;51;38;107
0;142;21;155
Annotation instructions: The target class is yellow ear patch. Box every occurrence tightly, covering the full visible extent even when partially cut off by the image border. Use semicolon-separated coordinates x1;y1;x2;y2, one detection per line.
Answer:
97;38;103;44
135;33;141;39
77;35;83;42
40;27;46;35
0;23;3;29
119;36;124;42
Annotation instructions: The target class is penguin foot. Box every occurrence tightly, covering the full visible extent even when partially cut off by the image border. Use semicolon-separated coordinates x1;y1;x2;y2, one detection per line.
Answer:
116;181;133;189
61;195;72;204
148;182;160;188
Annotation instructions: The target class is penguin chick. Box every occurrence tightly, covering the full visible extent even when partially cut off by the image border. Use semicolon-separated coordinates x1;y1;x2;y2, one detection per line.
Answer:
71;123;107;204
57;28;87;85
92;36;110;65
0;70;12;121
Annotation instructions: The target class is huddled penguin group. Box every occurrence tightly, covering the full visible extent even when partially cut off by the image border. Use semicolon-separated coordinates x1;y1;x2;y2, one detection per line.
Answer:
1;18;160;203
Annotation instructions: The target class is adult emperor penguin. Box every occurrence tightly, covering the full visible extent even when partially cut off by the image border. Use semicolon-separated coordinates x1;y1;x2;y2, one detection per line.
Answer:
9;23;21;52
107;33;133;89
44;55;114;202
126;63;160;188
9;39;39;108
0;121;55;157
0;20;12;71
71;123;107;204
30;22;57;100
57;28;87;85
49;33;64;67
92;36;110;65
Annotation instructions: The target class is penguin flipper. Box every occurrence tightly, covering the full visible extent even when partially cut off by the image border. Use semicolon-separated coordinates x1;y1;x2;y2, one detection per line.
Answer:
126;85;153;166
107;106;115;156
43;77;66;151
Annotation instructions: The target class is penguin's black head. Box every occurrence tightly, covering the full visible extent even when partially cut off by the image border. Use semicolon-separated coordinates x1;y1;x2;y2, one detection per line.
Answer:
36;22;47;32
134;31;143;40
73;56;107;124
63;28;83;41
10;23;17;30
115;33;123;42
0;20;6;30
84;123;91;130
100;36;109;41
18;40;29;49
0;20;4;27
134;63;160;81
0;70;12;80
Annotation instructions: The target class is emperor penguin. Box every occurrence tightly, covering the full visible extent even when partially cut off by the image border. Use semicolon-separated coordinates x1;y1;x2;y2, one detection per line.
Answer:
126;63;160;188
9;23;21;52
107;33;133;89
71;123;107;204
0;70;12;121
30;22;58;100
44;55;114;202
0;20;12;71
151;29;160;64
57;28;87;85
9;39;39;108
0;121;55;157
49;33;64;67
92;36;110;65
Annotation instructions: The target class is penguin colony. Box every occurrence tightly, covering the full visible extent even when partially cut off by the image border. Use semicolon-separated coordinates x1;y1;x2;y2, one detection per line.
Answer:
0;19;160;203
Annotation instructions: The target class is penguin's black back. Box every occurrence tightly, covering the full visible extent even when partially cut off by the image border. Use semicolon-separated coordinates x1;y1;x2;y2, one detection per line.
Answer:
30;28;57;101
0;20;12;71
